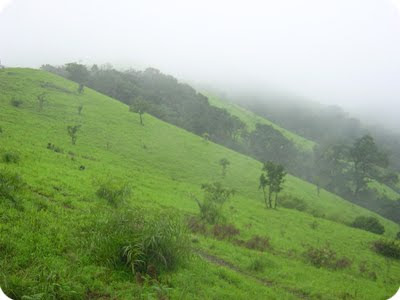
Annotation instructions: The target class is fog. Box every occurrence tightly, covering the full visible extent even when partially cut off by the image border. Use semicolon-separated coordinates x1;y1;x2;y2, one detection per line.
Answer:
1;0;400;129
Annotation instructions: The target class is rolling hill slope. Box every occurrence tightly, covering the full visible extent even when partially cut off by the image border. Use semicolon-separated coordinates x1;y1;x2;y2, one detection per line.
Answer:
0;68;399;299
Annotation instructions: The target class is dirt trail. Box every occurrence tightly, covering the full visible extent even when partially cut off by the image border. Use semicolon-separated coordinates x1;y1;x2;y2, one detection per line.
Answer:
195;249;311;299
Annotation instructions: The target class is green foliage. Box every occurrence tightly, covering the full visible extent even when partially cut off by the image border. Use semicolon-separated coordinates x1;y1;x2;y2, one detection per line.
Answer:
373;239;400;259
10;98;23;107
0;169;24;205
77;104;83;115
212;223;240;240
95;178;131;207
65;63;89;84
77;83;84;94
219;158;230;177
193;182;235;224
396;231;400;240
67;125;81;145
349;135;388;196
247;257;265;273
2;151;20;164
47;143;64;153
280;196;308;212
259;161;286;208
119;210;190;275
129;96;148;125
351;216;385;235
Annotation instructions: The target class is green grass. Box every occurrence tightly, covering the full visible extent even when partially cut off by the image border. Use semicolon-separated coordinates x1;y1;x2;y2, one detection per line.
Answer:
0;68;399;299
205;92;316;151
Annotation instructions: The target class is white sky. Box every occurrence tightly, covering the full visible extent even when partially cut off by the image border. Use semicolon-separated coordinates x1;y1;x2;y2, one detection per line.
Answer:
1;0;400;128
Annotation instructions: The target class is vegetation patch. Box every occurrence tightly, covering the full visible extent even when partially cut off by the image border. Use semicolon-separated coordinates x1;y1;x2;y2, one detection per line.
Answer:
0;169;24;206
234;235;271;252
95;178;131;207
304;245;352;269
10;98;23;107
2;151;20;164
372;239;400;259
280;196;308;212
212;223;240;240
351;216;385;235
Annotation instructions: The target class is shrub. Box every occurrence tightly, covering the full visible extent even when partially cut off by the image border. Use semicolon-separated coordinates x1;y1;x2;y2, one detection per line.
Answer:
96;178;131;207
212;224;240;240
396;231;400;240
372;239;400;259
0;169;24;205
2;151;20;163
351;216;385;235
47;143;64;153
10;98;23;107
280;196;308;212
304;245;352;269
193;182;235;224
244;235;271;252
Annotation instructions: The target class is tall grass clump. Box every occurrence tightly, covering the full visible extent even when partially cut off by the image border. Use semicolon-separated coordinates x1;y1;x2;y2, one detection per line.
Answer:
88;208;190;278
95;178;131;207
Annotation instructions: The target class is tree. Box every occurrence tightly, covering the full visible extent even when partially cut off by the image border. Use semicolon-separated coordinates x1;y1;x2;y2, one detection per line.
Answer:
259;161;287;208
67;125;81;145
37;93;47;111
129;96;148;125
78;104;83;115
78;83;85;94
65;63;89;84
348;135;388;197
219;158;230;177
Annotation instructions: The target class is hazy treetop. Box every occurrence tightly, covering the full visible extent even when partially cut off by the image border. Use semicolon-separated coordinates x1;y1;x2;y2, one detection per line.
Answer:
1;0;400;128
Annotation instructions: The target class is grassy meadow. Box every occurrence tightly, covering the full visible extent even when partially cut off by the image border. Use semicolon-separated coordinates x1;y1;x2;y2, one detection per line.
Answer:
0;68;399;299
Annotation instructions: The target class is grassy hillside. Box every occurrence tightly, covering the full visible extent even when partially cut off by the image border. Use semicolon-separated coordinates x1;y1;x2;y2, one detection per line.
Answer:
0;68;399;299
205;92;316;152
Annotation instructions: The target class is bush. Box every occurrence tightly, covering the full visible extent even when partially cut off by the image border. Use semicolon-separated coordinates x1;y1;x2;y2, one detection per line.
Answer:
396;231;400;240
2;151;20;163
193;182;235;224
96;178;131;207
372;239;400;259
10;98;23;107
351;216;385;235
234;235;271;252
0;169;24;205
304;245;352;269
280;196;308;212
47;143;64;153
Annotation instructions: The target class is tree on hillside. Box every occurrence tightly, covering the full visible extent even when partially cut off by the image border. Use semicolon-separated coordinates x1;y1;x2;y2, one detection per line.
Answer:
67;125;81;145
348;135;388;197
219;158;230;178
129;96;148;125
65;63;89;85
78;83;85;94
259;161;287;208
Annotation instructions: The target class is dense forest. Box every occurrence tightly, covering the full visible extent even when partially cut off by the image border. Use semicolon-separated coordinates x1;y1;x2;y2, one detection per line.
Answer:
41;63;400;224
